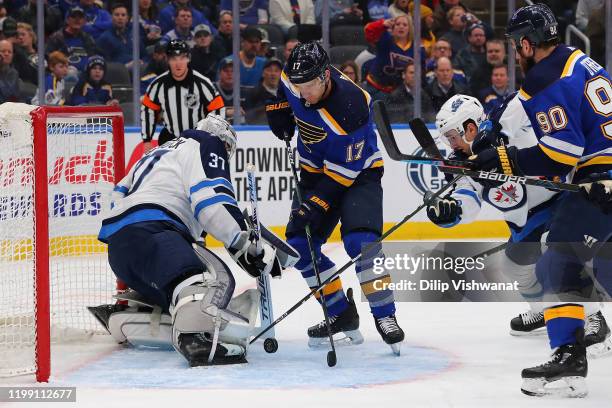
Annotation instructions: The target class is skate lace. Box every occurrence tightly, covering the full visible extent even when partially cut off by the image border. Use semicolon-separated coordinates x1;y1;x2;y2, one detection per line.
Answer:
521;311;543;325
316;315;337;329
585;313;601;336
377;316;398;334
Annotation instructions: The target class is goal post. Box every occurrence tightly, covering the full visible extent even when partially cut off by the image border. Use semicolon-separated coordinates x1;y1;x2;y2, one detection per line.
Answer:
0;103;125;382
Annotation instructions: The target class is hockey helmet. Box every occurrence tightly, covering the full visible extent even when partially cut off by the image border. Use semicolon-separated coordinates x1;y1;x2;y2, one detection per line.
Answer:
166;39;190;57
196;114;238;158
506;3;559;50
285;41;330;84
435;94;485;148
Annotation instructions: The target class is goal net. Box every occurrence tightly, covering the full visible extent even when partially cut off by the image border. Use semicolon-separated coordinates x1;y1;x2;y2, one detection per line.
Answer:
0;103;125;382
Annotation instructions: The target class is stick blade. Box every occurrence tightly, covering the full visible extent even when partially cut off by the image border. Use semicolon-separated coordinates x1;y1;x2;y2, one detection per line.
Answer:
408;118;443;159
373;100;411;161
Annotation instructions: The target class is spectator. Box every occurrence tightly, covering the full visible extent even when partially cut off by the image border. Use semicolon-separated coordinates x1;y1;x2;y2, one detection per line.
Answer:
0;39;20;103
16;23;38;77
424;56;468;111
233;26;266;87
159;1;213;34
410;2;436;57
282;37;299;62
32;50;68;105
245;58;282;124
15;0;63;38
388;0;409;18
478;64;510;114
425;37;451;72
0;2;6;20
79;0;112;40
68;55;118;106
468;38;505;96
257;28;272;58
364;15;426;98
425;56;466;86
358;0;390;23
190;24;224;80
213;11;233;57
340;60;360;83
139;0;162;46
2;18;37;85
431;0;465;36
97;3;147;67
586;4;605;66
386;61;435;123
576;0;603;31
46;6;99;73
315;0;363;25
215;57;244;123
454;23;486;86
220;0;268;26
269;0;316;35
442;6;468;56
160;6;195;48
141;42;167;94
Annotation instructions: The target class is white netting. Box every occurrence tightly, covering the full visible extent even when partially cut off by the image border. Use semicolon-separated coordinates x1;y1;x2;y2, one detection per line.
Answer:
0;104;119;378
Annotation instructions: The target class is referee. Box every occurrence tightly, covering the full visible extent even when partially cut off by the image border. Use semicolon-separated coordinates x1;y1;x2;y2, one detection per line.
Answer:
141;40;225;152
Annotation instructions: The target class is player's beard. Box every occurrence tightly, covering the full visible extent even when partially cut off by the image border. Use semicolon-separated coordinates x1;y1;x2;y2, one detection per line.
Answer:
517;48;536;75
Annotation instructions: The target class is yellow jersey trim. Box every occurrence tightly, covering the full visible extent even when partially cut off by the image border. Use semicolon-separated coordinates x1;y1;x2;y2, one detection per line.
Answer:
561;49;584;79
538;144;579;166
323;166;354;187
319;108;348;135
544;305;585;322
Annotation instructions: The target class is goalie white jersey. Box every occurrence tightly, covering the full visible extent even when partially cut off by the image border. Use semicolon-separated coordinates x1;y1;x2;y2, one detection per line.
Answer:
450;95;560;241
98;130;246;247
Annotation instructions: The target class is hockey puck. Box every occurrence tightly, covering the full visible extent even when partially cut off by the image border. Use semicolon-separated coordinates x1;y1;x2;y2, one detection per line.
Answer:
327;351;337;367
263;338;278;353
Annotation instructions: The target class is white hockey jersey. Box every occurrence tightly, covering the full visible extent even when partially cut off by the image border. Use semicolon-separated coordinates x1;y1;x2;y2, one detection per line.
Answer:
450;95;560;242
98;131;246;247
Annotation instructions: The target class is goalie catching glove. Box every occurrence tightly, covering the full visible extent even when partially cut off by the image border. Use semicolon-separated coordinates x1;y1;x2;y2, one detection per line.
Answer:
228;230;282;278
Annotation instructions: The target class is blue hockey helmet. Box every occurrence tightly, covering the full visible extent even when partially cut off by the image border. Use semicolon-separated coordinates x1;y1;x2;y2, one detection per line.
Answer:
285;41;329;84
506;3;559;49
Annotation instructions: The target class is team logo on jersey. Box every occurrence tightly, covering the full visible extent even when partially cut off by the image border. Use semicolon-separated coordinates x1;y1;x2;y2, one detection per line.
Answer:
486;182;526;210
296;117;327;146
184;93;199;109
405;147;448;195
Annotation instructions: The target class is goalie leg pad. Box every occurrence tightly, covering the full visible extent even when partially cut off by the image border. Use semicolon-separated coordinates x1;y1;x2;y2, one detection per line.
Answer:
107;307;173;349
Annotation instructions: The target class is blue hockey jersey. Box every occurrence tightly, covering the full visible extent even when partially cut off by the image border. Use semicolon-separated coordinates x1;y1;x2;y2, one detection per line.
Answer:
279;66;383;189
517;45;612;181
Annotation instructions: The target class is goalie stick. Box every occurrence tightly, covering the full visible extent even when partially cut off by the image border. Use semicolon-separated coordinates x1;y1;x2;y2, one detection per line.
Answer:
246;164;278;354
372;100;581;193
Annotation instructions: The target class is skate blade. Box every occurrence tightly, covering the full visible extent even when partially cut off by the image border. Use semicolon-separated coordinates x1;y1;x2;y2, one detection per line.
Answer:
587;337;612;359
521;377;588;398
389;342;401;356
510;327;547;337
308;329;364;349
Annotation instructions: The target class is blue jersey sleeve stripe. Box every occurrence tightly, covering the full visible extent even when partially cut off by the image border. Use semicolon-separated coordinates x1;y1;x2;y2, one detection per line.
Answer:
323;160;360;179
455;188;482;207
193;194;238;219
190;178;234;195
113;185;129;194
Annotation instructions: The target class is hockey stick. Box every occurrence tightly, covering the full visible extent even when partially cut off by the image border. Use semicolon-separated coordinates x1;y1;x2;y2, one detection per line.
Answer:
283;137;337;367
250;171;463;345
246;164;279;354
371;101;581;193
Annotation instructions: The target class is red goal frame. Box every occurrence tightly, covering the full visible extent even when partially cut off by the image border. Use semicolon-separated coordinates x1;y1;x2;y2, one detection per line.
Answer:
30;106;125;382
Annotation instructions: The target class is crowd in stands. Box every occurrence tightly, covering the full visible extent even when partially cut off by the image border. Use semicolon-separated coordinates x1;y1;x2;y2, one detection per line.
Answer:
0;0;606;124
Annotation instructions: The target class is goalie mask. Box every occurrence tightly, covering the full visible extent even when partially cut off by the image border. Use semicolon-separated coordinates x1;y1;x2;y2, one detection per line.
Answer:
435;94;485;151
196;114;238;158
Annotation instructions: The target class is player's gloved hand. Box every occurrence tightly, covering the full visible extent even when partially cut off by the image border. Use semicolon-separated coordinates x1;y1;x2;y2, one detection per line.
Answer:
265;97;296;141
580;172;612;213
291;194;330;231
228;231;282;278
466;145;521;188
424;192;462;227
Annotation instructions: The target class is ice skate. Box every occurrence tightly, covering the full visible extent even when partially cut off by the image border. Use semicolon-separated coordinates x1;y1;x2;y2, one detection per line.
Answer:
585;311;612;358
374;314;404;356
510;310;545;336
521;342;588;398
307;288;364;348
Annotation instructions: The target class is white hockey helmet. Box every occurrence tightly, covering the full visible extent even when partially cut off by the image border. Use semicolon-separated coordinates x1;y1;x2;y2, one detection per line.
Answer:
435;94;485;148
196;114;238;158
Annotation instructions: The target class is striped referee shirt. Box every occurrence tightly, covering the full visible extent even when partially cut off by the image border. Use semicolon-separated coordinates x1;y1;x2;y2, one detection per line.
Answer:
141;68;225;141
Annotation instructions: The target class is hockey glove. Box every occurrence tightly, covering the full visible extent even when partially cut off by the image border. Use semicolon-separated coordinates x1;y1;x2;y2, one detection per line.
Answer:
580;172;612;214
291;194;330;231
425;193;462;228
266;97;296;141
228;231;282;278
467;145;521;188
